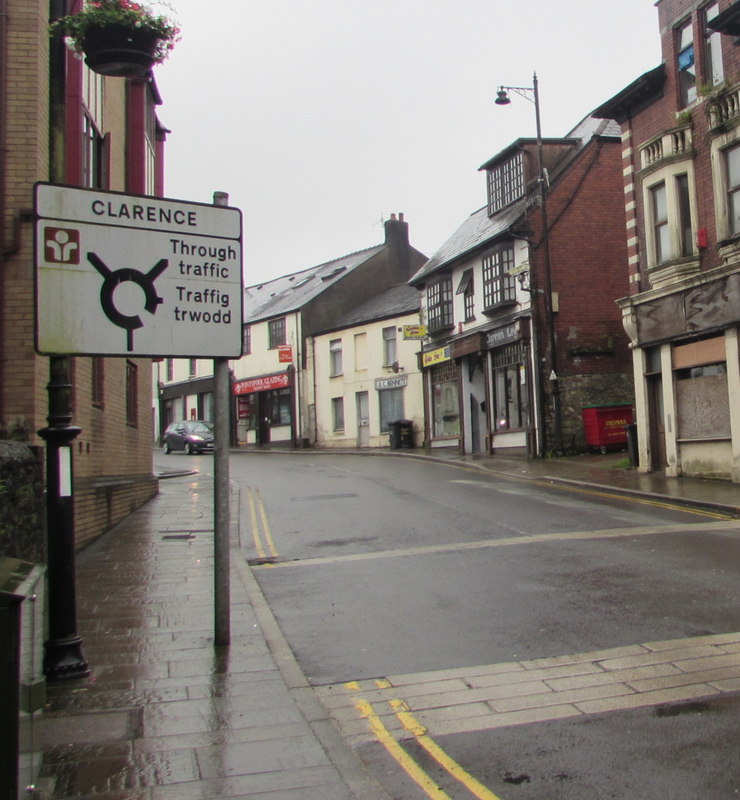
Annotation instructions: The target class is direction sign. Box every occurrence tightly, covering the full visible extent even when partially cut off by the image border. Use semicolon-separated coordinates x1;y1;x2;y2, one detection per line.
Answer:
34;183;244;358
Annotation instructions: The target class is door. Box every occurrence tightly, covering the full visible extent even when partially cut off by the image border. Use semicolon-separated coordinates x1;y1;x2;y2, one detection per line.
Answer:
470;394;481;454
648;374;667;470
356;392;369;448
257;392;271;447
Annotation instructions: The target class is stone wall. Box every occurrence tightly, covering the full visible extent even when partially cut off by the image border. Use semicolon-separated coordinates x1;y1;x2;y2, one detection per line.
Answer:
559;372;635;451
0;442;45;563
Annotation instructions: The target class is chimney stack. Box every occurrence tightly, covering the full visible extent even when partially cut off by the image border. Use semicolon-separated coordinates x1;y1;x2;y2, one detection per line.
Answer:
384;212;411;277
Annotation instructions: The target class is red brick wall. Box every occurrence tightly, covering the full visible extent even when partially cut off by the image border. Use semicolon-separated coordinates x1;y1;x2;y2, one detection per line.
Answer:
1;0;158;549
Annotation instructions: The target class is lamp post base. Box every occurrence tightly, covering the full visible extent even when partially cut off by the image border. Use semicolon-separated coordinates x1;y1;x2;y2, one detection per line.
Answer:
43;636;89;682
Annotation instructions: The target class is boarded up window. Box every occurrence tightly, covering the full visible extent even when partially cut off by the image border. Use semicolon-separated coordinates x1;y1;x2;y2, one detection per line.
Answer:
675;366;730;440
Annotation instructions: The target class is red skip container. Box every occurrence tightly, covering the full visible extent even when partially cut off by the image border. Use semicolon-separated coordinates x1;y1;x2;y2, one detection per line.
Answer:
581;405;633;452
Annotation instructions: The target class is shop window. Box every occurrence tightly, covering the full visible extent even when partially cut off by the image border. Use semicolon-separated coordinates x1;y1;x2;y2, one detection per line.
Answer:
238;394;257;428
427;278;453;331
329;339;343;376
332;397;344;431
677;19;696;108
675;362;729;439
674;336;729;439
268;317;286;348
379;387;404;433
268;388;292;425
431;362;460;438
491;344;528;430
382;326;397;366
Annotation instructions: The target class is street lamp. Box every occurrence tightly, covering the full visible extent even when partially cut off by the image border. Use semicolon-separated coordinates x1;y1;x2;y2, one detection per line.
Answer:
495;72;563;455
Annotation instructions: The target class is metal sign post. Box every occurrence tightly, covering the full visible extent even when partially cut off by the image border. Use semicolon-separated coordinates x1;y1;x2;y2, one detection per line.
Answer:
212;190;231;646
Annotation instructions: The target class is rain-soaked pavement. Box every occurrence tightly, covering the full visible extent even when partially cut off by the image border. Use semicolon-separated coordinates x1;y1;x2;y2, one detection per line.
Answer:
27;472;389;800
21;450;740;799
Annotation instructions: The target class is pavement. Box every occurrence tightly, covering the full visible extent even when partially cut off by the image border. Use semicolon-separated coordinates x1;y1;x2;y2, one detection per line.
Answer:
23;448;740;799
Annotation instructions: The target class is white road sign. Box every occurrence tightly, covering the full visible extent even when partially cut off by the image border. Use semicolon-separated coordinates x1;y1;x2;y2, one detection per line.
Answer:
34;183;243;358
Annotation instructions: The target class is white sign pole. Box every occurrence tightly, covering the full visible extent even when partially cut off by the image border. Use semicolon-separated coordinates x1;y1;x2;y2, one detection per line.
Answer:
213;190;231;647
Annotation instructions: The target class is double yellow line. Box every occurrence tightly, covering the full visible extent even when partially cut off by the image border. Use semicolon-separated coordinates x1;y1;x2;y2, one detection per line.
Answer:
346;680;501;800
245;487;279;561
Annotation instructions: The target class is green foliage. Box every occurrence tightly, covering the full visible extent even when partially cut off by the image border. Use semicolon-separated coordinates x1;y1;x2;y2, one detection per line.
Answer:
50;0;181;64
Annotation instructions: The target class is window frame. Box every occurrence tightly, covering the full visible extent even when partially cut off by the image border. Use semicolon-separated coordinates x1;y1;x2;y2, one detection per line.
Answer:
382;326;397;367
426;277;453;331
486;151;525;215
642;164;697;269
704;2;724;87
725;142;740;237
482;243;516;310
331;396;345;432
268;317;287;349
91;356;104;408
125;360;138;427
329;338;343;377
379;387;404;434
242;325;251;355
676;18;696;108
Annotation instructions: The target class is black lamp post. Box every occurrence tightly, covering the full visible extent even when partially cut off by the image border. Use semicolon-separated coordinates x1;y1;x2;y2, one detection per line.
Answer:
495;72;563;455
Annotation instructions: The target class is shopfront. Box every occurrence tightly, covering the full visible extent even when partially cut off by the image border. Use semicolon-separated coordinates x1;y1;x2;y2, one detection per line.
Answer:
422;345;461;449
486;321;532;455
233;370;294;447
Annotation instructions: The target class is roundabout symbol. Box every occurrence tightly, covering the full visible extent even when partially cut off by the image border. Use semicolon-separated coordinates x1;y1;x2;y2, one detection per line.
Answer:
87;252;169;351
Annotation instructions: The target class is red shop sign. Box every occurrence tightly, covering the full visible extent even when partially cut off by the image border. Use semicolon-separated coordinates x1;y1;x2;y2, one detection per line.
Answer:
233;373;290;395
278;344;293;363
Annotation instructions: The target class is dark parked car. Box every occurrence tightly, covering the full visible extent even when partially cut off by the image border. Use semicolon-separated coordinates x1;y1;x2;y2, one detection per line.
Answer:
162;421;215;455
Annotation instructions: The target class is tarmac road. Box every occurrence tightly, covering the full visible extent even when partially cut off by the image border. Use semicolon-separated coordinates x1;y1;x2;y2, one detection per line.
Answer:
220;451;740;800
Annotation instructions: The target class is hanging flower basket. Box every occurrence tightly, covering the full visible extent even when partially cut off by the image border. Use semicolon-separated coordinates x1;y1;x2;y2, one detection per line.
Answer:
80;23;162;77
50;1;180;78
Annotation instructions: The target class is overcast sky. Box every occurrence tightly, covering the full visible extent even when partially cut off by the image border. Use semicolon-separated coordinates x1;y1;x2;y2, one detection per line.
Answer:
154;1;662;285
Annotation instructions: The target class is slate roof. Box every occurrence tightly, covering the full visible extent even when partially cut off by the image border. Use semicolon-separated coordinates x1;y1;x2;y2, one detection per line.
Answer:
243;245;385;322
409;199;528;285
410;115;621;285
316;283;420;335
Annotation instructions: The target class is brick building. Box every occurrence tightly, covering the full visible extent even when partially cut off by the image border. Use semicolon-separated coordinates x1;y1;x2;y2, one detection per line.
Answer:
595;0;740;481
1;0;168;547
410;114;633;456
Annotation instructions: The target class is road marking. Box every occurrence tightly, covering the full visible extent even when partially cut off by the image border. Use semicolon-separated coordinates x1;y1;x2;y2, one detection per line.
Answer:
389;698;502;800
256;519;740;568
450;478;734;520
323;632;740;743
347;678;502;799
352;695;453;799
246;487;279;559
